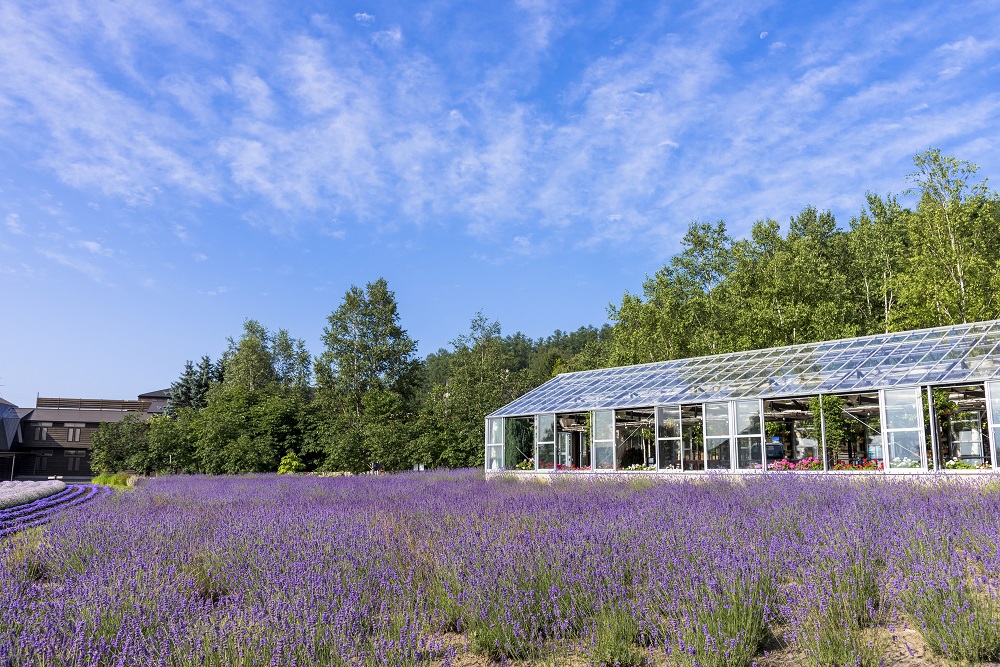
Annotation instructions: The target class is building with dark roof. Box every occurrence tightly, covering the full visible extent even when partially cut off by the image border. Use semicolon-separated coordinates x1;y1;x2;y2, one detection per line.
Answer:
2;391;169;480
486;319;1000;474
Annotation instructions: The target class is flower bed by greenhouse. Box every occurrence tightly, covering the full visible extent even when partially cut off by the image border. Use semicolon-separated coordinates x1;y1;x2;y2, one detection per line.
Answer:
2;472;1000;667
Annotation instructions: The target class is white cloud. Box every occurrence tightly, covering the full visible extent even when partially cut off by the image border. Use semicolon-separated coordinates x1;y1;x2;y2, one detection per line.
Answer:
193;252;209;262
371;26;402;47
4;213;24;234
77;240;113;256
38;248;105;283
0;0;997;265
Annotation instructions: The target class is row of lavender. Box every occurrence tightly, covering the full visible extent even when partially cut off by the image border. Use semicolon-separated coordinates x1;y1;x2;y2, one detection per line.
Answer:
0;484;111;538
1;472;999;666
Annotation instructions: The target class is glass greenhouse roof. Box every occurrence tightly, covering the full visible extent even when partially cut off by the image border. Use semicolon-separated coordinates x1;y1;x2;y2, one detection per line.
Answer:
490;319;1000;417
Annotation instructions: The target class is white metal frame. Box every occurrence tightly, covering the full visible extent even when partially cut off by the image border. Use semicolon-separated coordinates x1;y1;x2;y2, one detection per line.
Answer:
592;409;616;471
733;398;766;472
878;386;927;473
534;413;556;472
986;381;1000;472
655;404;683;472
484;417;505;472
702;401;730;472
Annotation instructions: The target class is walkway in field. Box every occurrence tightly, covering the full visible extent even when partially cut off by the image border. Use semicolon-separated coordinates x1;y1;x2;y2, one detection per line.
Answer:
0;484;111;538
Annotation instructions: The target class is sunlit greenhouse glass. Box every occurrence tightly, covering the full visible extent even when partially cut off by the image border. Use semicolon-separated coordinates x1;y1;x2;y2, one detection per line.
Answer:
489;320;1000;418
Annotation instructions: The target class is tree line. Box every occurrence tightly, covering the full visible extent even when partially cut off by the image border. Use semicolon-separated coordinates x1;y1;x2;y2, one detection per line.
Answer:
91;149;1000;474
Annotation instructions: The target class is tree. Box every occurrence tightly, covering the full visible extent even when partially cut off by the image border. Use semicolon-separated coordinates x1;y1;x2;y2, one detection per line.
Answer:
724;208;854;350
849;193;908;335
223;320;277;393
316;278;420;416
195;383;308;474
418;313;533;468
273;329;312;389
167;355;219;414
89;414;151;474
314;278;421;471
608;220;736;365
898;149;1000;326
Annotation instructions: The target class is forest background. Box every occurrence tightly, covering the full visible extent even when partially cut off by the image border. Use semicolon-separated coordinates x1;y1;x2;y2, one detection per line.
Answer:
91;150;1000;474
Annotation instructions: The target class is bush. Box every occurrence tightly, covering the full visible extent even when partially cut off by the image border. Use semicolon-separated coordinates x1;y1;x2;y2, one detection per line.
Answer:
277;451;306;474
91;472;132;489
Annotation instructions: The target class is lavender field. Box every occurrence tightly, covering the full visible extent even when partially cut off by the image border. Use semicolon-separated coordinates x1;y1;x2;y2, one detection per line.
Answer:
2;472;1000;667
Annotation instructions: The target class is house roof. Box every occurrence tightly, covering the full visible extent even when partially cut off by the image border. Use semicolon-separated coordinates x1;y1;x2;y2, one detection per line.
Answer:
20;408;143;423
138;389;171;399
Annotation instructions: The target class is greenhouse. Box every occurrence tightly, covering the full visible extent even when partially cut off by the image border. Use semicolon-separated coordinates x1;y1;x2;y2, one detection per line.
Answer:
486;319;1000;474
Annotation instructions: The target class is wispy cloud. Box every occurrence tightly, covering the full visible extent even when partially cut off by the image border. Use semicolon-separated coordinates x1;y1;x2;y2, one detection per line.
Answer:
0;0;997;262
38;248;106;283
4;213;24;234
371;26;403;48
77;240;114;256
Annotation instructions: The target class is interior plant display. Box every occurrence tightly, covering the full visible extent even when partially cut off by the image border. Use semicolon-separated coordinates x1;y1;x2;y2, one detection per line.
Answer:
769;457;824;471
831;459;884;471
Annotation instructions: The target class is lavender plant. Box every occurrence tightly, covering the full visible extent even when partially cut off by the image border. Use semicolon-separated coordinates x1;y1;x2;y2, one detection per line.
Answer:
0;471;999;666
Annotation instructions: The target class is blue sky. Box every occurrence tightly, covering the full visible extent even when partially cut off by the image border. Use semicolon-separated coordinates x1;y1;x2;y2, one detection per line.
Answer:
1;0;999;407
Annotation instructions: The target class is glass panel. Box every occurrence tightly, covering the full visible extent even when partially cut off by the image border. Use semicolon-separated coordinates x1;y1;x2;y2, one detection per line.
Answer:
994;428;1000;469
736;436;762;470
486;445;503;471
490;322;1000;419
887;431;922;469
593;410;614;441
536;440;556;470
556;432;572;469
616;409;655;469
683;432;705;471
884;388;921;430
735;400;761;436
488;418;503;445
658;439;681;470
990;382;1000;427
706;437;730;470
595;444;614;470
537;414;555;443
705;402;729;437
504;417;534;469
657;406;680;438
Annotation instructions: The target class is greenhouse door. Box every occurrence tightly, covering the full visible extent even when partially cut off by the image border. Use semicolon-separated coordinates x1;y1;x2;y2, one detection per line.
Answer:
879;387;926;472
987;382;1000;472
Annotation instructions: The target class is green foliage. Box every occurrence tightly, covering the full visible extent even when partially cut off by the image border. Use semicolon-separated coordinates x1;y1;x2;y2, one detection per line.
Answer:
809;395;849;459
313;278;420;472
899;149;1000;326
91;472;133;489
89;414;152;474
221;320;311;393
417;313;534;468
591;606;646;667
167;355;220;414
277;451;306;474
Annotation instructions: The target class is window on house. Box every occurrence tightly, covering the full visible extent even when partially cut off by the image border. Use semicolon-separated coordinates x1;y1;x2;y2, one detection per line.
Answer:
66;450;85;472
65;424;84;442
